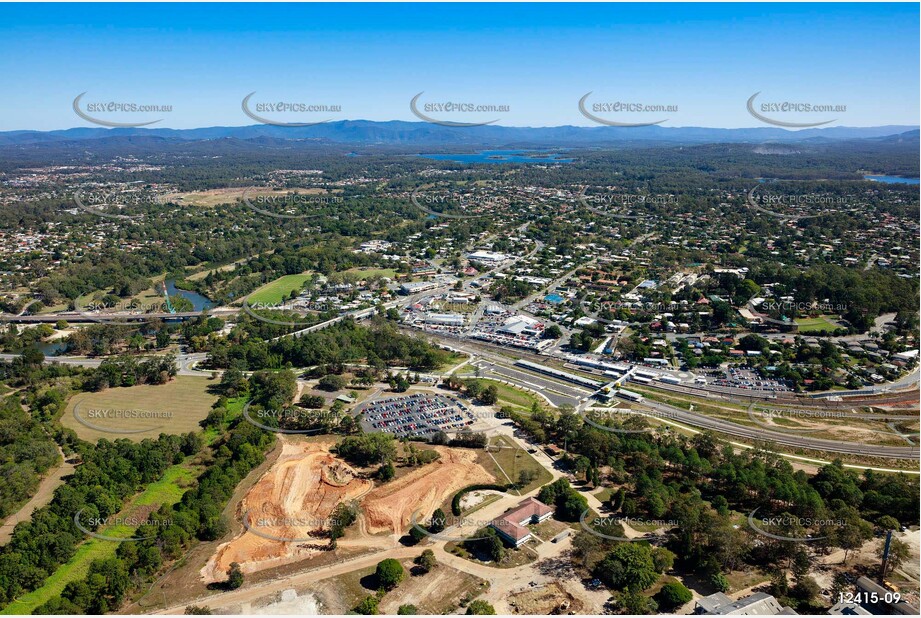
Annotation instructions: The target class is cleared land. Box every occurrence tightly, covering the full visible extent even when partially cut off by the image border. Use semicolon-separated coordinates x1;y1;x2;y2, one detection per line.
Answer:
507;581;583;614
0;465;197;615
476;435;553;495
200;440;495;585
336;267;397;282
201;438;373;583
795;315;841;333
246;273;313;306
362;446;494;534
63;376;216;443
377;559;489;615
162;187;333;208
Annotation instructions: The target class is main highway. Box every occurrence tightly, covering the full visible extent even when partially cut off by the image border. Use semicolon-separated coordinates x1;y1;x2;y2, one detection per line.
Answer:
3;281;917;462
391;328;920;461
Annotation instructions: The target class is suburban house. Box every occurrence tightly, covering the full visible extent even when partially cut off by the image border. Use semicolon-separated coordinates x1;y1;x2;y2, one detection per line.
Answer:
490;497;553;547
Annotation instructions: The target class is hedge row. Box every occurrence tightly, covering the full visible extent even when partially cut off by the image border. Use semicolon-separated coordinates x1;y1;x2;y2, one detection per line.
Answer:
451;483;509;516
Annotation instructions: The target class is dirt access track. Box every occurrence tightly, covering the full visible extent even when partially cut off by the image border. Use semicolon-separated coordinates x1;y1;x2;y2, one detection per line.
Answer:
202;439;493;582
201;439;372;582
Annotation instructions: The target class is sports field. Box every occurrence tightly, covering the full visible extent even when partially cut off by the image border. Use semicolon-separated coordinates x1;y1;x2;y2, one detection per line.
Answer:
62;376;217;442
246;273;313;305
795;315;840;333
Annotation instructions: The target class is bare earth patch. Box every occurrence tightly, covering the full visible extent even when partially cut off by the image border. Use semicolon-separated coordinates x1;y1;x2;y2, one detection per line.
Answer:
362;446;494;535
201;438;372;582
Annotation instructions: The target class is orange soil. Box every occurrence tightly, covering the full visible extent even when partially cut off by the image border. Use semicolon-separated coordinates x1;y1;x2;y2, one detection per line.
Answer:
361;446;494;535
201;438;372;582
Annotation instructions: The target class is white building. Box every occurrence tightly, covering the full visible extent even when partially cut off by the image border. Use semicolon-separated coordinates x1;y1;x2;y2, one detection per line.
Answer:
468;250;510;264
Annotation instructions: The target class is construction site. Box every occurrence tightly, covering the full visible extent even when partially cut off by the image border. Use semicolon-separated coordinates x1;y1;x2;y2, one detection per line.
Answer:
202;438;495;582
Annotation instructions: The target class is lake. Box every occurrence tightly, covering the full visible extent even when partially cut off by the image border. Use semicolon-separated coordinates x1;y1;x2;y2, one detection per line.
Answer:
863;175;920;185
419;149;573;164
36;340;68;357
165;279;215;311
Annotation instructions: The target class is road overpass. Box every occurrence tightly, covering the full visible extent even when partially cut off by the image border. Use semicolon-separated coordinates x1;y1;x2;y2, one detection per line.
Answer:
0;308;240;323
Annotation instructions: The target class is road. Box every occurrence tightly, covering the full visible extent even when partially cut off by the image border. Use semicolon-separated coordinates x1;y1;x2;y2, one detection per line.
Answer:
151;423;590;615
0;308;240;324
387;330;920;461
636;398;919;460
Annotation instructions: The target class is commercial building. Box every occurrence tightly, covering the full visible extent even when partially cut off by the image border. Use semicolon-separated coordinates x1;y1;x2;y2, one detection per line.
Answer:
490;497;554;547
400;281;439;295
498;315;541;336
468;250;510;264
694;592;797;615
424;313;465;327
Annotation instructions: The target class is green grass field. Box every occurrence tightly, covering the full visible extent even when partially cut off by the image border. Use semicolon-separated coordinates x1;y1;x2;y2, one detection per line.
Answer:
63;376;217;443
246;272;313;305
1;396;249;615
338;267;396;282
481;435;553;494
594;487;615;504
1;465;198;615
488;381;542;413
451;375;542;413
795;315;840;333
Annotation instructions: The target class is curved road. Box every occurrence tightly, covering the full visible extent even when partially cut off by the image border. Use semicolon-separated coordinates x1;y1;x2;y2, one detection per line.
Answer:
636;399;919;461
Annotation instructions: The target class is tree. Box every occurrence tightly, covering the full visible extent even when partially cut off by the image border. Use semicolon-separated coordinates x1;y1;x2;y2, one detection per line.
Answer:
249;369;296;409
376;558;405;590
595;543;660;592
409;522;428;544
398;604;418;615
414;549;437;573
300;394;325;409
318;373;346;392
712;495;729;517
465;600;496;615
226;562;244;590
558;490;589;522
184;606;213;615
652;547;676;573
829;573;850;601
710;572;730;593
543;324;562;339
480;384;499;405
378;462;395;481
616;590;658;615
337;433;396;465
792;575;821;604
517;469;537;489
329;502;358;547
354;595;380;615
830;507;874;564
877;515;900;532
880;537;911;577
610;487;626;512
485;532;505;562
430;509;447;533
655;581;693;609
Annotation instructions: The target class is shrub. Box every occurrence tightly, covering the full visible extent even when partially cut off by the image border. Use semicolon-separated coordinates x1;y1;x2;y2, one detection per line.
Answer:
465;600;496;615
655;581;693;609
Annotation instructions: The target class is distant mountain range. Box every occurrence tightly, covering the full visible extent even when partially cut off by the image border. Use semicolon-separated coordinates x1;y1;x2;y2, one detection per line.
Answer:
0;121;917;147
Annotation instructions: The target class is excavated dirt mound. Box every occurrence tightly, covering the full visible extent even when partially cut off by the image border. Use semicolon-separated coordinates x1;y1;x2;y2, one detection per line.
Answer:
362;446;494;535
201;439;372;582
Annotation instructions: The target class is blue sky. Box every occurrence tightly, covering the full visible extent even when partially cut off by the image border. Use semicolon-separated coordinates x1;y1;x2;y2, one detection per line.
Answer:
0;2;917;130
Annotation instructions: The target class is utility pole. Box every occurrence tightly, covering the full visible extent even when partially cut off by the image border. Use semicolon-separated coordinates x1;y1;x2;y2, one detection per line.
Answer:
880;529;893;580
